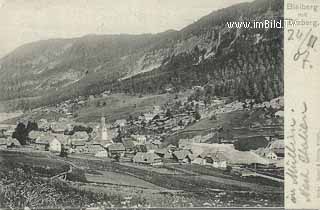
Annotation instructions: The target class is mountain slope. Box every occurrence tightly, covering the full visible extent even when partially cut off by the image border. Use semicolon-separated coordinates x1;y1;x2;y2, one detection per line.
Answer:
0;0;283;111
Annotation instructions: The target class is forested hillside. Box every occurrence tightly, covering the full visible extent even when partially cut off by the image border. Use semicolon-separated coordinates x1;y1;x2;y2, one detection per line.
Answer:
0;0;283;111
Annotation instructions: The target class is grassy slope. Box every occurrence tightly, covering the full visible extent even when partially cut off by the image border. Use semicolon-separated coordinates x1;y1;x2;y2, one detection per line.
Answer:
75;93;176;123
165;109;283;146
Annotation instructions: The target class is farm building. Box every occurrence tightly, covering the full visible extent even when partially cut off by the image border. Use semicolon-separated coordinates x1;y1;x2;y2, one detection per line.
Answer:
190;143;272;166
107;143;125;158
133;152;162;166
122;138;135;152
173;150;191;163
203;152;228;168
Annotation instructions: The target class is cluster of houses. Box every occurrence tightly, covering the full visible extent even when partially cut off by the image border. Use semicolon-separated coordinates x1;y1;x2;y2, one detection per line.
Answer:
0;124;21;150
0;89;285;180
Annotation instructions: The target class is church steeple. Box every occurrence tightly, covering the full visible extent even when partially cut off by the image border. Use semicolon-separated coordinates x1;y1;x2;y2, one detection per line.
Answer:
101;115;107;141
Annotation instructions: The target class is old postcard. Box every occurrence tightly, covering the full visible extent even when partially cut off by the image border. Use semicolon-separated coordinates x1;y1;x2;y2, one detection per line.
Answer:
0;0;317;209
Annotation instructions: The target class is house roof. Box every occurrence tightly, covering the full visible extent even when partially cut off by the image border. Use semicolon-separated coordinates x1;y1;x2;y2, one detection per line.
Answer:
205;152;228;162
135;144;147;153
28;131;44;140
192;157;205;164
173;150;191;160
114;119;127;126
50;122;69;132
187;153;197;161
71;140;86;146
53;134;70;145
122;138;135;150
191;143;272;165
154;148;167;155
71;131;89;140
49;138;61;146
108;143;125;151
268;140;284;150
133;152;161;163
146;143;158;151
164;151;173;159
6;137;21;146
35;135;55;144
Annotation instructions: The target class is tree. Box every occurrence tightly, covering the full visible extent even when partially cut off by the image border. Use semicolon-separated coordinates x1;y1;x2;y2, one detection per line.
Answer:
26;121;38;133
194;110;201;121
12;122;28;145
165;109;173;118
60;145;68;157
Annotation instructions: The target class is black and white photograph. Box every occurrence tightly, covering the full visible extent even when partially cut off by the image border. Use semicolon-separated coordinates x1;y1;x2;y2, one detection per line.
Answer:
0;0;284;208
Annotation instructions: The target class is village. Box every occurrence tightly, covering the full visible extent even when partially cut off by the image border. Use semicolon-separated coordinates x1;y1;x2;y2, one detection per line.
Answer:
0;89;284;181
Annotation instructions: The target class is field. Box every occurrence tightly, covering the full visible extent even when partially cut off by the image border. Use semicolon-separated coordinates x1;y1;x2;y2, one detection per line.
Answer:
0;150;284;208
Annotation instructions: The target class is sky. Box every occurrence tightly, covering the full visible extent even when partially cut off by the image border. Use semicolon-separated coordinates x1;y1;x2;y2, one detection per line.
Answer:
0;0;252;58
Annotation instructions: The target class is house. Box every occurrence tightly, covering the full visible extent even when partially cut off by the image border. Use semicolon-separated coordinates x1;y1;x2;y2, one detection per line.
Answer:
146;143;158;152
114;119;127;127
0;138;7;149
133;152;162;166
274;110;284;118
134;144;148;153
3;129;14;138
191;157;206;165
154;148;167;157
54;134;71;146
28;131;45;141
70;140;86;153
38;119;50;131
6;137;21;148
266;150;278;160
35;135;54;150
144;113;157;122
152;139;162;146
50;122;68;133
107;143;126;158
267;140;284;158
71;131;89;142
122;138;135;152
167;144;177;152
209;152;228;168
131;135;147;144
49;138;62;153
95;150;109;157
173;150;191;163
85;142;106;154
